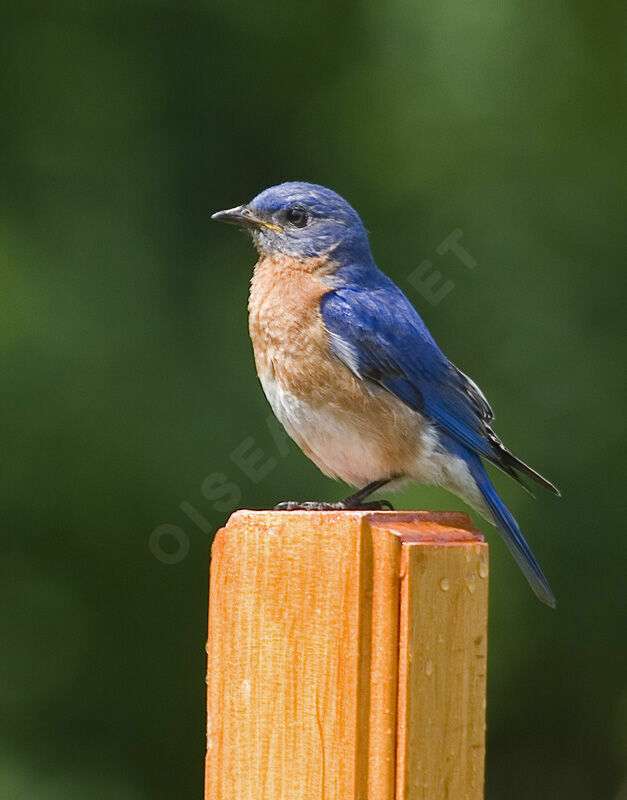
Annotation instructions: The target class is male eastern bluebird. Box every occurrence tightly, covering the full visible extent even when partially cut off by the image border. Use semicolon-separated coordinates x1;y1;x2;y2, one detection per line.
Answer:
212;182;559;606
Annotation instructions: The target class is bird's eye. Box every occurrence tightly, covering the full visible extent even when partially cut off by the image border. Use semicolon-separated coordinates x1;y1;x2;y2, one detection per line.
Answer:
285;206;308;228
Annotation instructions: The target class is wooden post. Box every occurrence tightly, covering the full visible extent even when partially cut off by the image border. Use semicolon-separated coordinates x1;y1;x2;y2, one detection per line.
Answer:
205;510;488;800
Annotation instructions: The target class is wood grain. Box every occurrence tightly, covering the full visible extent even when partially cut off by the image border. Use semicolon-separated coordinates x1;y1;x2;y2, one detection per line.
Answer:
205;510;488;800
374;516;489;800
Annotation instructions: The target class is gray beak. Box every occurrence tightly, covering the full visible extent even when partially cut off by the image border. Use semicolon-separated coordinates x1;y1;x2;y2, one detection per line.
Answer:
211;205;282;232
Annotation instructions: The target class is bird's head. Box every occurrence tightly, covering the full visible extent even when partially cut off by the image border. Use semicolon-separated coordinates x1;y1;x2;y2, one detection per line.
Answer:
212;182;373;264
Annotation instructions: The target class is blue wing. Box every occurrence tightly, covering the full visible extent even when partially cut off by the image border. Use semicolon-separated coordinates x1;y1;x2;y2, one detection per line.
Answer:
320;277;558;492
320;278;496;459
320;276;557;606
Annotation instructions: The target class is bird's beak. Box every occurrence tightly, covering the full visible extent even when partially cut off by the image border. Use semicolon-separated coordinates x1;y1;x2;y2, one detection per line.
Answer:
211;205;282;233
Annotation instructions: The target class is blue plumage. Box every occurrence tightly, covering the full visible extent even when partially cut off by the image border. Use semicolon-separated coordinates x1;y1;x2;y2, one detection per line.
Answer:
442;434;556;607
213;181;559;606
322;278;556;606
321;278;495;457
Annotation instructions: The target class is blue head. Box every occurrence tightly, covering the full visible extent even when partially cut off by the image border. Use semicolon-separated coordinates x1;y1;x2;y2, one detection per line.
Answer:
212;182;375;266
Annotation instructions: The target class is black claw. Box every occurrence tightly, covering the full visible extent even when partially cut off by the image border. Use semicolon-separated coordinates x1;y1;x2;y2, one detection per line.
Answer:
343;498;395;511
366;499;395;511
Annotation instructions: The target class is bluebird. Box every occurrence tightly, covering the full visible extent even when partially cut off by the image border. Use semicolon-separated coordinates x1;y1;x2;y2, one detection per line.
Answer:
212;182;559;606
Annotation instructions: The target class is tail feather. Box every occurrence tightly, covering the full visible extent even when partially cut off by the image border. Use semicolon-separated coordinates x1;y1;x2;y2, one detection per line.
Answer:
488;433;560;496
468;456;556;608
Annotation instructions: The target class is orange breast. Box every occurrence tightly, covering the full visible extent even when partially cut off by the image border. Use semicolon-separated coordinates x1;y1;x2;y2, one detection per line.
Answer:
248;254;336;402
247;254;425;480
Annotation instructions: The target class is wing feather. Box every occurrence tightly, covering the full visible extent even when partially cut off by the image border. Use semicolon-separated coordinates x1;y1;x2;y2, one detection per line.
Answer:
320;280;558;494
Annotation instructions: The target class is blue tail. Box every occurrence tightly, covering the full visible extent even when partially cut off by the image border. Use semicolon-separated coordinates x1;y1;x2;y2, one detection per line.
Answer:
467;454;556;608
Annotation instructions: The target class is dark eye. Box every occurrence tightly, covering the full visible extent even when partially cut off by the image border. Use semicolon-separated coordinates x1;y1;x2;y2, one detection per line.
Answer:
285;205;308;228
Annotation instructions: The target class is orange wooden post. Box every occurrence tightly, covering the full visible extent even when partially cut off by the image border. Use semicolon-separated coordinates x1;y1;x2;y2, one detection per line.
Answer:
205;510;488;800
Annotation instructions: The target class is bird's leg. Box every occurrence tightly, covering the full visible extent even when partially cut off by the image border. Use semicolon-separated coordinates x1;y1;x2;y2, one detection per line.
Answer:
340;478;394;510
274;478;395;511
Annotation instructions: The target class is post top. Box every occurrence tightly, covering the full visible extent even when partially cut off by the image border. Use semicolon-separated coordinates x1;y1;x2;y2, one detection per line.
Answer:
223;509;484;545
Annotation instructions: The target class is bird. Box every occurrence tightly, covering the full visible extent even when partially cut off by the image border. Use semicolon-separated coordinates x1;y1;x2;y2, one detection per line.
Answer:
212;182;559;607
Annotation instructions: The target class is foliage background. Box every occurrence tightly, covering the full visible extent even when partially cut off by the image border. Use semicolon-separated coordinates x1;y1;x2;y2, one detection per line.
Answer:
1;1;625;797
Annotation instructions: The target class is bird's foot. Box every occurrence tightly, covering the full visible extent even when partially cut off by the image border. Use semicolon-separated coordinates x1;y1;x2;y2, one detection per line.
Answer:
275;478;396;512
274;501;341;511
274;498;394;511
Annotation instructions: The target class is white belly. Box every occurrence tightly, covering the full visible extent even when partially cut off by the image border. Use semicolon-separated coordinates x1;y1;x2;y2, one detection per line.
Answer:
260;375;391;486
259;375;489;517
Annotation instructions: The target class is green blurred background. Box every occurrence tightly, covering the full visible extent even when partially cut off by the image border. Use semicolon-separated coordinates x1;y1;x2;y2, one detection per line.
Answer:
1;0;625;797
